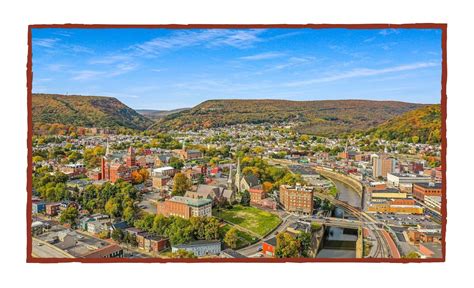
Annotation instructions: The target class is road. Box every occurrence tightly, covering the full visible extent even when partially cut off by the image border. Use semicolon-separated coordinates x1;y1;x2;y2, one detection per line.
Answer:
264;159;398;258
32;238;73;258
237;213;298;257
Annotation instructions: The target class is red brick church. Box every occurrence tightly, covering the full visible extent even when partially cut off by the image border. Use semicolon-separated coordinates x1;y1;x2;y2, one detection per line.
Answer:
100;141;136;183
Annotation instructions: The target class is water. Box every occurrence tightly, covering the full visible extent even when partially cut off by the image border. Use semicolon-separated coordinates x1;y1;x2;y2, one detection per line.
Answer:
316;178;361;258
333;179;361;209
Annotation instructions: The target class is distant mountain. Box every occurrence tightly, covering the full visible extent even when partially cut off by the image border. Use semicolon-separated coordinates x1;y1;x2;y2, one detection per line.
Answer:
155;99;426;136
369;104;441;144
136;108;190;120
32;94;154;130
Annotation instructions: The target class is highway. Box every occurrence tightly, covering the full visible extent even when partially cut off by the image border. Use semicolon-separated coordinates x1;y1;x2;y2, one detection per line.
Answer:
32;238;74;258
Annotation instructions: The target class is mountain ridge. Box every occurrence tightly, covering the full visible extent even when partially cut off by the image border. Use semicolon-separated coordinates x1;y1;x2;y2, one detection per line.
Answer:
32;93;154;131
155;98;427;136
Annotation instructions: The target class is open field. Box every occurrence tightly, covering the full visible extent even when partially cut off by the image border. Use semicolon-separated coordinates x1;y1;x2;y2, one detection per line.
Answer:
214;205;282;237
218;224;259;249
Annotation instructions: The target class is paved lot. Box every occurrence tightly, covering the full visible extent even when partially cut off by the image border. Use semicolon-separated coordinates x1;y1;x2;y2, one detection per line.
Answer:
32;238;72;258
372;213;438;227
138;192;161;214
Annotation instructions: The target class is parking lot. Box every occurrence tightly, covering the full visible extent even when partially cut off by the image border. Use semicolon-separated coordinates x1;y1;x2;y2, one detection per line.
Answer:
373;213;439;227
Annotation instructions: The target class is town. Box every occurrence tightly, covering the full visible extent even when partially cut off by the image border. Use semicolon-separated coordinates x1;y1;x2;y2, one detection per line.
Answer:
31;121;443;260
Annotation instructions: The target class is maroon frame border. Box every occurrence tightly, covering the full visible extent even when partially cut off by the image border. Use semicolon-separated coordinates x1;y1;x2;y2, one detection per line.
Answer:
26;23;447;263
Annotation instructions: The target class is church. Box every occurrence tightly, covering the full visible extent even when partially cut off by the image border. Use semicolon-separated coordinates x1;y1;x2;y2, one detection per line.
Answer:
100;140;137;183
227;159;265;201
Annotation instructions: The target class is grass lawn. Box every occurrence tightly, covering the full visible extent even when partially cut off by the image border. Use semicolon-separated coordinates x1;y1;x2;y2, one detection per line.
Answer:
214;205;282;237
218;224;259;249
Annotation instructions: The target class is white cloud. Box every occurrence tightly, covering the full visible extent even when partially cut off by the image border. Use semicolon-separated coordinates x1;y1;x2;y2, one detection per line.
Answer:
379;29;401;36
71;70;104;80
33;38;59;48
46;64;68;72
284;62;438;87
240;52;285;61
132;29;266;55
89;55;132;65
70;62;138;80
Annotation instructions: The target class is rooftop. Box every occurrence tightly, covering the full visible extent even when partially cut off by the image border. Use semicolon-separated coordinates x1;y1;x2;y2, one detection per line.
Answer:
172;240;221;249
414;182;442;189
170;196;212;207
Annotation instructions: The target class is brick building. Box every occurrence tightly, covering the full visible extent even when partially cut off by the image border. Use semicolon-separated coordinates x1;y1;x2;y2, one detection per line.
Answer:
412;182;442;202
156;196;212;219
279;184;315;215
249;186;266;205
367;199;424;214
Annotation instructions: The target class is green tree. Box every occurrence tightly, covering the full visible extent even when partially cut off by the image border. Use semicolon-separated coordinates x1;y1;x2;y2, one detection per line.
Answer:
123;205;136;224
224;227;239;249
275;232;301;258
240;190;250;206
111;228;124;243
105;197;120;217
169;157;184;170
170;249;196;259
297;232;312;257
172;173;191;196
59;206;78;227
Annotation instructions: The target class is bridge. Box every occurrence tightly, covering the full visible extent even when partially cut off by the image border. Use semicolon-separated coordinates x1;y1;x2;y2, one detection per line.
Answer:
300;216;363;229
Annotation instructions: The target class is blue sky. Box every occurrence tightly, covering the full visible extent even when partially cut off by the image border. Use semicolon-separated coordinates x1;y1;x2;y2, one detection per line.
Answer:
32;28;442;110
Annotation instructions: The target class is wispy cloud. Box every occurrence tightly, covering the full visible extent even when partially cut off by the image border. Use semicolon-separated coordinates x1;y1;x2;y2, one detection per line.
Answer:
266;56;315;71
240;52;285;61
33;37;93;54
132;29;266;55
46;64;68;72
89;55;132;65
33;38;59;48
71;70;104;80
284;62;438;87
363;37;376;43
379;29;401;36
70;62;138;80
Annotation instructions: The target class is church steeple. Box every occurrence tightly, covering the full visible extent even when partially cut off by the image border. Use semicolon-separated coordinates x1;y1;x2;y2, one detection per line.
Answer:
105;138;110;157
235;158;242;193
227;164;233;191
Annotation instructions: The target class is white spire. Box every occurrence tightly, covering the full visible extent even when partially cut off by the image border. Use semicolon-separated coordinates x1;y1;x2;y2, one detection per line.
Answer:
182;139;186;151
105;138;110;156
227;164;233;184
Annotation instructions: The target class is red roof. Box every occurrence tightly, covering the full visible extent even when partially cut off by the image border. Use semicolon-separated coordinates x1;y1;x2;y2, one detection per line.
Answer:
82;244;122;258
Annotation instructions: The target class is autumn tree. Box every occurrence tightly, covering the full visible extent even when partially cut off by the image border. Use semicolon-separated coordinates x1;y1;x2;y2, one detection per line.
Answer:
105;197;120;217
131;167;150;184
224;227;239;249
275;232;301;258
172;173;191;196
59;206;78;227
170;249;196;259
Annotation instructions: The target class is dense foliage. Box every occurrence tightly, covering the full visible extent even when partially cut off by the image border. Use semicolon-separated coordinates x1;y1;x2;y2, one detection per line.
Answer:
32;93;154;131
156;99;423;136
370;104;441;144
134;214;221;245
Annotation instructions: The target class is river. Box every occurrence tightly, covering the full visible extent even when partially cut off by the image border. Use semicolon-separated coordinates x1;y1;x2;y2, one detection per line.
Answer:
316;178;361;258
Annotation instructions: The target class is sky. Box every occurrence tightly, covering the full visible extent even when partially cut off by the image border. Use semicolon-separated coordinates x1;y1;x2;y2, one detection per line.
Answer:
32;28;442;110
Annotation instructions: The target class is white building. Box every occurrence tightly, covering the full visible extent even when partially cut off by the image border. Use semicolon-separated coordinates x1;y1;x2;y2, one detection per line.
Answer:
387;173;432;190
172;240;221;257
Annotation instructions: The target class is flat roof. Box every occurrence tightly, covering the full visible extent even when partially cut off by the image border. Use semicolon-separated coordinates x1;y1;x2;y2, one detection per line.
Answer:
413;182;442;189
170;196;212;207
372;188;403;194
173;240;221;249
